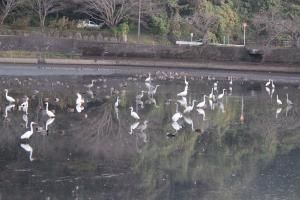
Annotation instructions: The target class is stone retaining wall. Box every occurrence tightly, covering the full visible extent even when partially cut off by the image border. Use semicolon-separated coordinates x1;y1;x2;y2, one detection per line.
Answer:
0;35;300;65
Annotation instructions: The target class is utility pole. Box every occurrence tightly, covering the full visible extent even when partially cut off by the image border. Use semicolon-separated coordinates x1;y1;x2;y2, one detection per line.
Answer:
138;0;141;40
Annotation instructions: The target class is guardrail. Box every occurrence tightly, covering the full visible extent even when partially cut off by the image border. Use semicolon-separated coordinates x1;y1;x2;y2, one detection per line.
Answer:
176;41;203;46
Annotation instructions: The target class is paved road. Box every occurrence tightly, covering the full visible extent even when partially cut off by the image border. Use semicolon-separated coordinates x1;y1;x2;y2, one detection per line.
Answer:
0;63;299;84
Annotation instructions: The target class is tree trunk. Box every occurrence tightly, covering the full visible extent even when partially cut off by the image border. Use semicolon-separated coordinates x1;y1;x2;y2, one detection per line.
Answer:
40;15;46;32
0;15;5;26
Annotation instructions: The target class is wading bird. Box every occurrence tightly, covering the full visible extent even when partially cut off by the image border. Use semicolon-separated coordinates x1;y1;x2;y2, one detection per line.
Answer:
20;122;37;139
218;89;226;99
286;94;293;105
276;95;282;105
45;102;55;118
4;89;15;104
184;100;197;113
129;107;140;120
197;95;207;108
177;85;188;97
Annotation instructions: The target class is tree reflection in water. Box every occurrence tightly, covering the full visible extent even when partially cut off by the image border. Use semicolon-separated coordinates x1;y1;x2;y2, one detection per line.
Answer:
0;75;298;199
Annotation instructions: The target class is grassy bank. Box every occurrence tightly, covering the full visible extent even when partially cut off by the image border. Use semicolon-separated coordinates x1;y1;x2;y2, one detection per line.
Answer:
0;51;80;59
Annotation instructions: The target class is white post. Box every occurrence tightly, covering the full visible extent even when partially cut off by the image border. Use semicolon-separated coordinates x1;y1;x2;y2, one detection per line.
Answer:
190;33;193;42
243;22;247;46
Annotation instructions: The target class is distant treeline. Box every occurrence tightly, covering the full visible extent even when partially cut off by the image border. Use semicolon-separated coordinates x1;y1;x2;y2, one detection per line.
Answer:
1;0;300;46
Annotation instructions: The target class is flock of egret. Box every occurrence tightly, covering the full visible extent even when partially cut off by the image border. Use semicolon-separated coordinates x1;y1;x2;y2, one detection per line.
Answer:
2;73;297;161
120;74;296;137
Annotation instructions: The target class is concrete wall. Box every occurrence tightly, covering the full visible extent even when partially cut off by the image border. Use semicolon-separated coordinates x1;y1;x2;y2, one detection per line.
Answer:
0;35;300;65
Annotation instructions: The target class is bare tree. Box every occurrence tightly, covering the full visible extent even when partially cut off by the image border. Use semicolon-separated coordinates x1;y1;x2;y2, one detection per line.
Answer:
80;0;138;28
253;6;300;47
0;0;20;25
30;0;61;30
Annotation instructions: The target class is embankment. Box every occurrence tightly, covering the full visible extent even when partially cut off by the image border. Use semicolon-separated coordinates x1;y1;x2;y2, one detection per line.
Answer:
0;35;300;72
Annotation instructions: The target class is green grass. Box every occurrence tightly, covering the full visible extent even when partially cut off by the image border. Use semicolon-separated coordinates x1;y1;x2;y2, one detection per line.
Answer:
0;51;80;59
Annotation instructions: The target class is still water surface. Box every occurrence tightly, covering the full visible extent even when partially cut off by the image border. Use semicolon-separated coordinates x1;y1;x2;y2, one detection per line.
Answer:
0;72;300;200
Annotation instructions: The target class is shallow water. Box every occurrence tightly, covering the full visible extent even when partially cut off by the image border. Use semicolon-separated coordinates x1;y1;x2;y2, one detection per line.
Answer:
0;72;300;200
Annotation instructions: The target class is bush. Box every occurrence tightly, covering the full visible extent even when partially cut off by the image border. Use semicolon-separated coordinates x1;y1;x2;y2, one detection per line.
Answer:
149;16;169;36
11;16;31;30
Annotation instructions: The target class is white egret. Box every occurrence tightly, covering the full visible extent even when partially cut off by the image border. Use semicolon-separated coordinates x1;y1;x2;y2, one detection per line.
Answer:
184;100;197;113
85;80;96;89
286;94;293;105
4;89;15;103
197;108;206;120
45;102;55;118
145;73;152;82
276;95;282;105
172;103;182;122
129;107;140;120
177;97;187;107
218;89;226;99
184;76;189;86
115;96;120;107
197;95;207;108
76;93;84;105
20;144;35;161
177;85;188;97
265;79;271;87
229;77;233;85
20;122;37;139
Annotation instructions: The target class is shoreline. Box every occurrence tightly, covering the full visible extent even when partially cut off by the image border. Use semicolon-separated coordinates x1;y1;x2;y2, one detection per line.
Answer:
0;57;299;74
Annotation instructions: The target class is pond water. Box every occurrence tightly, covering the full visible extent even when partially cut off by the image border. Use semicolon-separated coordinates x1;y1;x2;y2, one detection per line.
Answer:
0;70;300;200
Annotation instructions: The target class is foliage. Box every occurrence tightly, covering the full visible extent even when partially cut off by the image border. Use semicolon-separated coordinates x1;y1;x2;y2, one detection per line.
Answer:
11;16;31;30
1;0;300;45
149;15;169;36
118;21;130;35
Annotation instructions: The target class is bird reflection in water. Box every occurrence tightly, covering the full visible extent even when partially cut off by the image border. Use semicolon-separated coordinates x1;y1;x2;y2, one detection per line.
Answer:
20;144;35;162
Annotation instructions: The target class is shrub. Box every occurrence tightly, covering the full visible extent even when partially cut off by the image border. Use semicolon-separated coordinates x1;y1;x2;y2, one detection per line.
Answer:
149;16;169;36
11;16;31;30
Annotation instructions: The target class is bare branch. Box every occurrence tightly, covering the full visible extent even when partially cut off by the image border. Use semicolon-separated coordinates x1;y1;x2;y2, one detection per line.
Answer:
79;0;138;28
30;0;62;30
0;0;21;25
